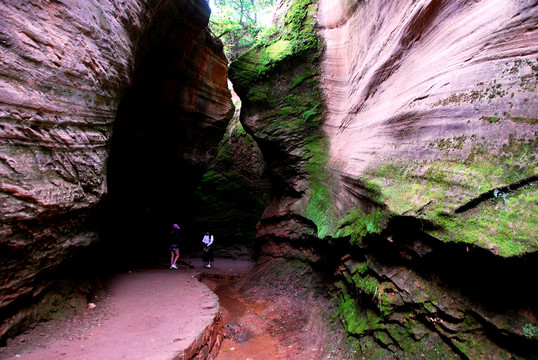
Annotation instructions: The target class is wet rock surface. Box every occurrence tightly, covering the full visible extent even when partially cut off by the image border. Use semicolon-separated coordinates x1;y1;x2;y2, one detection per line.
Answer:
205;257;354;360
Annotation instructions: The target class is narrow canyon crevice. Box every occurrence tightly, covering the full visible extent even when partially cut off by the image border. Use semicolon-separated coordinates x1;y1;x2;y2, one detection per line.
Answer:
101;0;234;269
0;0;234;344
0;0;537;358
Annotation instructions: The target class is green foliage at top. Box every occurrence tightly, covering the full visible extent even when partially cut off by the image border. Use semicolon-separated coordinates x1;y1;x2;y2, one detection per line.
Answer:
230;0;320;90
209;0;275;61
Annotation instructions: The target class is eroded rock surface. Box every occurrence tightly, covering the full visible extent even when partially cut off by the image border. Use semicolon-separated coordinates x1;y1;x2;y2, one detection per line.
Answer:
230;0;537;358
190;97;271;248
0;0;232;342
320;0;537;256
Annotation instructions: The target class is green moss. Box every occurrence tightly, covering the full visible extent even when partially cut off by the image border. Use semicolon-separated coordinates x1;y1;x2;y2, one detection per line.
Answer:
510;117;538;124
230;0;320;90
355;336;393;358
230;0;345;240
452;336;490;359
334;208;389;245
363;133;537;256
383;321;458;359
265;39;292;61
481;116;501;123
436;57;537;107
354;275;379;296
480;115;538;124
336;292;382;336
352;260;369;275
192;117;269;241
432;185;538;256
522;323;538;340
290;68;318;89
305;136;340;238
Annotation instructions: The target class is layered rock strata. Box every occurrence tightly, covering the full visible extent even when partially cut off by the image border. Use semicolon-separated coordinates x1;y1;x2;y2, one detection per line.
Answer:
230;0;537;357
319;0;537;256
103;0;234;263
230;0;327;242
0;0;232;342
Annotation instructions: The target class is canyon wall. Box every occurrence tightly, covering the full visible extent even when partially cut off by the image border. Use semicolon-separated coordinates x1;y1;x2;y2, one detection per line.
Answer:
320;0;537;256
230;0;537;358
190;99;271;250
0;0;232;342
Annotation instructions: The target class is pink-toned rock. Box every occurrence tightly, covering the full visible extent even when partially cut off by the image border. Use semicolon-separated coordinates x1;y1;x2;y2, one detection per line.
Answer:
318;0;537;255
0;0;232;342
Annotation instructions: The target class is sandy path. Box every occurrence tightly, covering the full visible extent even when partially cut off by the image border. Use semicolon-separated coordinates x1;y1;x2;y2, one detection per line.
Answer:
0;263;227;360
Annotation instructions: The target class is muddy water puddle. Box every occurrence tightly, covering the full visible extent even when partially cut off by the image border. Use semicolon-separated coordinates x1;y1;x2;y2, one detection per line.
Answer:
202;278;311;360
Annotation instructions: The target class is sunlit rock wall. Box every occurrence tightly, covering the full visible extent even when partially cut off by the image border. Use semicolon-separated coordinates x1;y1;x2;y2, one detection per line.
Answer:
0;0;232;341
320;0;537;256
235;0;538;256
315;1;538;355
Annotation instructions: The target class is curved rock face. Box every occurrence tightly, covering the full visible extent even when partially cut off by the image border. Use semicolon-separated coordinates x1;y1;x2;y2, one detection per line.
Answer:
229;0;327;242
234;0;538;257
319;0;537;256
0;0;232;341
230;0;538;357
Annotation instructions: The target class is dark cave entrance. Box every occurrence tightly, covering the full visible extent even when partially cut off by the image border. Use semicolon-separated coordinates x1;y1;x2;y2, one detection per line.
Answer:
100;2;270;270
100;2;230;269
102;94;208;269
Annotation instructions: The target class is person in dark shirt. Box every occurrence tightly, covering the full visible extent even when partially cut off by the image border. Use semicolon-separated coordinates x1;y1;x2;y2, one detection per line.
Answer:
169;224;181;269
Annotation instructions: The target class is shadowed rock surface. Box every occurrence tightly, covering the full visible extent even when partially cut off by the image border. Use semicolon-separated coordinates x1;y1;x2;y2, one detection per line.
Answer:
0;0;232;343
189;96;271;250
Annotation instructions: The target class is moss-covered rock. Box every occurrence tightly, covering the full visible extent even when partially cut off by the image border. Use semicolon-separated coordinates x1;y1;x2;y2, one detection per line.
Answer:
229;0;339;240
362;132;538;256
190;108;270;248
230;1;538;359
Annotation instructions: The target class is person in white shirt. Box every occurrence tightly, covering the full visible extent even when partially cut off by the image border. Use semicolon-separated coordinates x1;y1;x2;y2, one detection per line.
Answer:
202;231;214;268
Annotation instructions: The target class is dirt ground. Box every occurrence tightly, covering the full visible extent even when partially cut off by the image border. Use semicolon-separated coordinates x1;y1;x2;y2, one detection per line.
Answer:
205;257;351;360
0;258;249;360
0;257;348;360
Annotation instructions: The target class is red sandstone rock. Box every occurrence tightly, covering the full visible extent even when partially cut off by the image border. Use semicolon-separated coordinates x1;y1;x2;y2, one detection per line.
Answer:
241;0;537;255
0;0;233;342
319;0;537;221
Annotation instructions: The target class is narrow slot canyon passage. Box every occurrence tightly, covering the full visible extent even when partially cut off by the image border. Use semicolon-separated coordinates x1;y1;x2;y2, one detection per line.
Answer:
1;0;536;359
